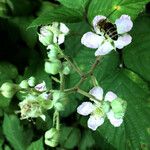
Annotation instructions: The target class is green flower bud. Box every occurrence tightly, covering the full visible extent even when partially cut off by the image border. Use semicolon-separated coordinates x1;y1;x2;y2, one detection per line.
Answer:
19;80;29;89
45;128;59;147
111;98;127;114
38;26;54;46
62;61;71;75
28;76;36;87
47;45;59;61
44;60;62;75
53;91;68;111
0;82;17;98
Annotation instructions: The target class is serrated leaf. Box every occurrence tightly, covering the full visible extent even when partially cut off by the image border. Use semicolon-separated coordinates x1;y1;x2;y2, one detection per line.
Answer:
27;138;44;150
2;114;33;150
96;69;150;150
88;0;149;23
123;14;150;81
28;6;83;28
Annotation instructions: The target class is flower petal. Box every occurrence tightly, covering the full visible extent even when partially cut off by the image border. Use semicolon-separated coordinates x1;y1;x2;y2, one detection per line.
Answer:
115;15;133;34
114;34;132;49
35;81;46;92
60;23;69;34
58;34;65;45
95;40;114;56
88;115;104;131
92;15;106;34
81;32;104;49
104;91;117;102
77;102;94;116
89;86;103;101
107;110;123;127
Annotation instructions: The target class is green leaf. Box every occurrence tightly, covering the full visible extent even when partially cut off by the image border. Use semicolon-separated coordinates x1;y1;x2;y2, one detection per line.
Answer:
2;114;33;150
96;69;150;150
28;6;83;28
0;62;18;85
27;138;44;150
59;126;81;149
88;0;149;23
79;130;95;150
123;14;150;81
58;0;89;11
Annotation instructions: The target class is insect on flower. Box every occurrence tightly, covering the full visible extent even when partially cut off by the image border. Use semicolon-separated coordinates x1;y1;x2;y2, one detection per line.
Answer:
81;14;133;56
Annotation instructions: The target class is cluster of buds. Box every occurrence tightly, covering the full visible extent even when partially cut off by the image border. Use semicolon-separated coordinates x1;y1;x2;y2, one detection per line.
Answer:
38;22;71;75
77;86;127;130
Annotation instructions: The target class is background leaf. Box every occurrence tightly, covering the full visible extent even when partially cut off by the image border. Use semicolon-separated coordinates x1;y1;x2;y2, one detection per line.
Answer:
27;138;44;150
123;14;150;81
2;114;33;150
96;69;150;150
87;0;150;23
29;6;83;28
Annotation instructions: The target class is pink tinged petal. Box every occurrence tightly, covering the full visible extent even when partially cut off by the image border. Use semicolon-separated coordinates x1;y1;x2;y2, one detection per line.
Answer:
95;41;114;56
77;102;94;116
60;23;69;34
104;91;117;102
114;34;132;49
87;115;104;131
89;86;103;101
58;34;65;45
35;81;46;92
107;110;123;127
115;15;133;34
81;32;104;49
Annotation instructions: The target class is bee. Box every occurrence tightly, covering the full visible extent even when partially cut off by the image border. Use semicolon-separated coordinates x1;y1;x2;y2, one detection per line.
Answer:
97;19;118;41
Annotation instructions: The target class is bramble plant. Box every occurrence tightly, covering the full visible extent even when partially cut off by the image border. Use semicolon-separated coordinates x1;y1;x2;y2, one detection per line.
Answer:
0;0;150;150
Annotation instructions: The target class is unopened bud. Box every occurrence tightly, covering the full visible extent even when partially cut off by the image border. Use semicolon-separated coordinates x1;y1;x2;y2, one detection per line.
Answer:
62;61;71;75
19;80;29;89
45;128;59;147
28;76;36;87
0;82;17;98
44;60;62;75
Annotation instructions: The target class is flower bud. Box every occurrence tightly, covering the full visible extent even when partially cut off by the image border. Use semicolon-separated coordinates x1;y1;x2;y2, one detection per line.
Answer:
44;60;62;75
19;80;29;89
52;91;68;111
0;82;17;98
28;76;36;87
38;26;54;46
45;128;59;147
62;61;71;75
47;45;59;61
111;98;127;114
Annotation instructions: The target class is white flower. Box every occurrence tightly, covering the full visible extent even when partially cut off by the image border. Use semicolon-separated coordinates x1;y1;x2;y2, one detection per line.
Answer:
38;22;69;46
77;86;126;130
81;14;133;56
35;81;46;92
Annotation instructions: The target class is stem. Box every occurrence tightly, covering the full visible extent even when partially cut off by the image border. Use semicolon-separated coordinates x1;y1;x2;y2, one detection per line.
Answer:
91;75;99;87
57;46;84;77
56;111;60;130
87;56;101;75
77;88;99;101
59;72;64;91
51;76;60;83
